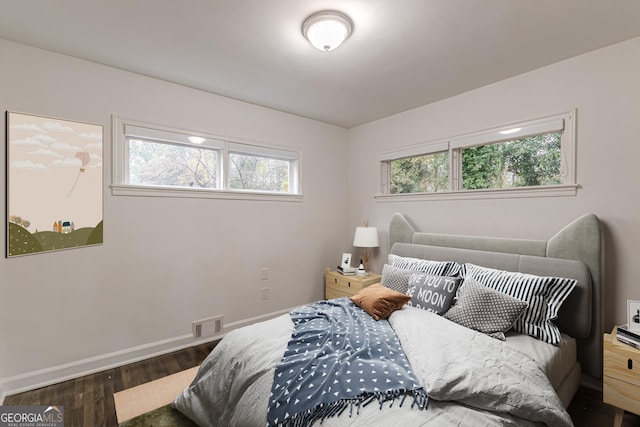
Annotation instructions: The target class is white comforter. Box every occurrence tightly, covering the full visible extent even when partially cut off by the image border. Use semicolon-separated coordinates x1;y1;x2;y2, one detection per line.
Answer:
173;306;573;427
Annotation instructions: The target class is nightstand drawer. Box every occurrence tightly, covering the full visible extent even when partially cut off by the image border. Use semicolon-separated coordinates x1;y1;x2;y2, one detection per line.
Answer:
324;268;382;300
604;375;640;415
325;275;370;291
604;338;640;387
325;283;358;299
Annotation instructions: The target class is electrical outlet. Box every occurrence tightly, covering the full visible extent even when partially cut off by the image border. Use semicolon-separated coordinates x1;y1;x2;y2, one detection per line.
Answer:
262;286;270;300
261;268;269;280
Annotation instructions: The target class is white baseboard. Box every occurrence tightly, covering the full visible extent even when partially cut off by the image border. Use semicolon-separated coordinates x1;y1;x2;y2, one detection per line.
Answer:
223;306;291;333
0;306;293;400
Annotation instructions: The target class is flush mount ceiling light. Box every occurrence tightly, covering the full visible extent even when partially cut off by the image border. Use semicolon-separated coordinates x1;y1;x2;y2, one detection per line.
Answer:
302;10;353;52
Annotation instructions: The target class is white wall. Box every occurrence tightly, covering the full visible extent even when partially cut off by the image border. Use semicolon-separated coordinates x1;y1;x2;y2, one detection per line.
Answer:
347;37;640;333
0;39;349;395
4;34;640;398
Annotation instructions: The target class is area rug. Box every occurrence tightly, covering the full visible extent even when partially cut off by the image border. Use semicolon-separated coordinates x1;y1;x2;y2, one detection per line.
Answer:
119;404;197;427
114;366;199;424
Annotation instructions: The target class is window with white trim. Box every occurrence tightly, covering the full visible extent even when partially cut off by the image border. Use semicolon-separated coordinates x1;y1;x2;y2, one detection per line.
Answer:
112;117;301;200
378;110;576;200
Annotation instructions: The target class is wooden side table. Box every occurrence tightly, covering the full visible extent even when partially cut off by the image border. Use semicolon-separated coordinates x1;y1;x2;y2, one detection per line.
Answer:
324;267;381;299
603;329;640;427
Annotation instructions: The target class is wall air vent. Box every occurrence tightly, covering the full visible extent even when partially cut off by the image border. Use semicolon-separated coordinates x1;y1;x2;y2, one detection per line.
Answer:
192;315;223;340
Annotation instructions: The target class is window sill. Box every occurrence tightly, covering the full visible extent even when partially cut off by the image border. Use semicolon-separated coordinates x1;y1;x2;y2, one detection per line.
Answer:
375;184;578;202
111;184;303;202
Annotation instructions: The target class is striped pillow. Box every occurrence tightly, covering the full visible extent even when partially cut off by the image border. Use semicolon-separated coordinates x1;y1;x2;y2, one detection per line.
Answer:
389;254;461;277
461;263;577;345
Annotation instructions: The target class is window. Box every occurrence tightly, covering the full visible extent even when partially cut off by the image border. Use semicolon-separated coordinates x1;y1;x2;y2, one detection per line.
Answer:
459;132;561;190
389;151;449;194
227;143;297;193
378;111;576;200
112;117;301;200
128;137;220;189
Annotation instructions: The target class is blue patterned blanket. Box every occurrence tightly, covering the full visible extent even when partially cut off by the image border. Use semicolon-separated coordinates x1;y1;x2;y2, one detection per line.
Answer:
266;297;428;426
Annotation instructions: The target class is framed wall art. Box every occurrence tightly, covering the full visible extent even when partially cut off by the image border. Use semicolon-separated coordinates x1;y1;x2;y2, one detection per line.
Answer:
6;111;103;257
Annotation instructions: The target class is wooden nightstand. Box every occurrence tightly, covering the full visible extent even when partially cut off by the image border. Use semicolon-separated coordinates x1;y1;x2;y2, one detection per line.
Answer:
325;267;382;299
603;329;640;427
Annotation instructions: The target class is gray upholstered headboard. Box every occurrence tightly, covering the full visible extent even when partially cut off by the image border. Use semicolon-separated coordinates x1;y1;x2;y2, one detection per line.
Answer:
389;213;603;380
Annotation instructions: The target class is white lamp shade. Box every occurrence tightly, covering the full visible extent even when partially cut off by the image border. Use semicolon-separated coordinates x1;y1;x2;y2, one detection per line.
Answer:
353;227;379;248
302;11;353;52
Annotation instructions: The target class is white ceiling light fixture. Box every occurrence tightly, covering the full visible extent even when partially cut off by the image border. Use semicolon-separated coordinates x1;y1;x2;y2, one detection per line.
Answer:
302;10;353;52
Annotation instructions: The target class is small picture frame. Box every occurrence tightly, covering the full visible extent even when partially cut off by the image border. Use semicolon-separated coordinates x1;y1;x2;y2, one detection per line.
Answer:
341;253;352;268
628;300;640;331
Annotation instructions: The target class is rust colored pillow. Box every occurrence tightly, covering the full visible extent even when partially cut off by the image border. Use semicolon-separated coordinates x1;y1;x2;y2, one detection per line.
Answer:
350;283;411;320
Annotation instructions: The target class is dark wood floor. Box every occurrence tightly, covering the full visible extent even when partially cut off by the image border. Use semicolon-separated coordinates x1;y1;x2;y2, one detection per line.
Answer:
3;341;640;426
569;385;640;427
3;341;217;427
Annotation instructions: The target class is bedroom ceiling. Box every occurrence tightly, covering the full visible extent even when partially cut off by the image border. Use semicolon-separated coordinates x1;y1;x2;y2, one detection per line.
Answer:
2;1;640;128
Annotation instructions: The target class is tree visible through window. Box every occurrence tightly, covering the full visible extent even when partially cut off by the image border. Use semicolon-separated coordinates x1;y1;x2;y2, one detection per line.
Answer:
113;117;301;198
379;111;574;198
461;133;561;190
229;153;290;192
129;139;218;188
389;151;448;194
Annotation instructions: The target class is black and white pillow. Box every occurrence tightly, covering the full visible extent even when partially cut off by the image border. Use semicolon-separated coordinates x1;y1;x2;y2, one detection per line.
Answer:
461;263;577;345
380;264;418;294
444;277;529;340
389;254;461;277
406;273;462;315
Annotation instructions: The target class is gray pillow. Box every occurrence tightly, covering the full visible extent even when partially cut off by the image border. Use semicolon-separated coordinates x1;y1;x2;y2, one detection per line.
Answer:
444;278;528;340
406;273;462;315
380;264;418;294
461;263;576;345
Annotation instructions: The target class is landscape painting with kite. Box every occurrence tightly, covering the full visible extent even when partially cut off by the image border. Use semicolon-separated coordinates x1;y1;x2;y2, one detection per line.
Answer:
6;111;103;257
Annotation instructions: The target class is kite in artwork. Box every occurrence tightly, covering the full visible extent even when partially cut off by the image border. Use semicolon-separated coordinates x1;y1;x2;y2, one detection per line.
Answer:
67;150;91;197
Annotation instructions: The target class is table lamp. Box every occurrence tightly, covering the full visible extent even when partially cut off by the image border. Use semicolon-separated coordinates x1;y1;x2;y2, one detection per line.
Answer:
352;221;379;273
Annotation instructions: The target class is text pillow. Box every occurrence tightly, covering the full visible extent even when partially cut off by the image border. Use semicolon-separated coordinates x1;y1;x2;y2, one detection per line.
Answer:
406;273;462;315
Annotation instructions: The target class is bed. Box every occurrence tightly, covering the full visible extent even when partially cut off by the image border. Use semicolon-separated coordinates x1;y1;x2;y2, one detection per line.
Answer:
174;212;603;426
